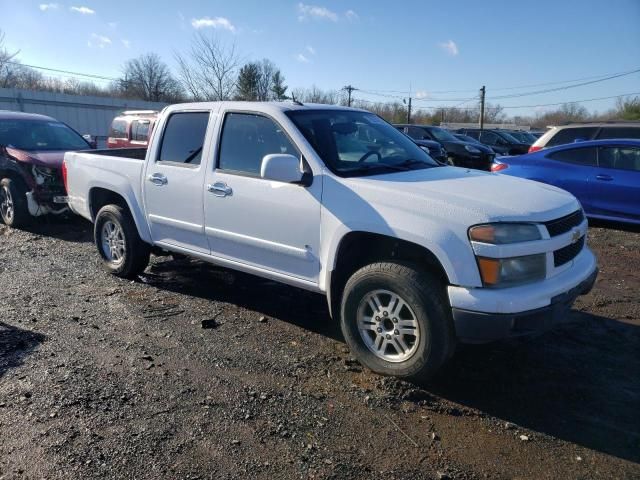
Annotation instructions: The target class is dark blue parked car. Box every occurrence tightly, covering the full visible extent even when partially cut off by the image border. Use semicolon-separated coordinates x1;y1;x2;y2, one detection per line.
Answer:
492;139;640;225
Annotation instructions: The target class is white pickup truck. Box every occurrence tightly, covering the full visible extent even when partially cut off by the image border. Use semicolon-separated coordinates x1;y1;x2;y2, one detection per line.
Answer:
63;102;598;380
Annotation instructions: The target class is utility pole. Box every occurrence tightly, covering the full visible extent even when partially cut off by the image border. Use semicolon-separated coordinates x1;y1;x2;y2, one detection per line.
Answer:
406;96;412;123
479;85;486;131
343;85;357;107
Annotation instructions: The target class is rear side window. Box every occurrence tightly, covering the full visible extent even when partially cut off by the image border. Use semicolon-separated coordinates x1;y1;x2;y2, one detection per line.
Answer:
598;146;640;171
158;112;209;165
218;113;299;175
131;120;151;142
596;127;640;140
546;127;598;147
109;119;127;139
547;147;597;166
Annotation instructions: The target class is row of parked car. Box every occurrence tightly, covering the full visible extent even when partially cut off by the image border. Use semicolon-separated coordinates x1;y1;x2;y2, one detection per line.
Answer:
0;107;638;230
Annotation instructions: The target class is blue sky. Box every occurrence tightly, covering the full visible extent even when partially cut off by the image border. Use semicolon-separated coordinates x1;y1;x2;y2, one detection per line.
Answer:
1;0;639;116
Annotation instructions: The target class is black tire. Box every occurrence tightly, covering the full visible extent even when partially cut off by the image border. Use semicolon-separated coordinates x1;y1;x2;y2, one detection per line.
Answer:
340;262;455;382
0;177;31;228
94;204;150;278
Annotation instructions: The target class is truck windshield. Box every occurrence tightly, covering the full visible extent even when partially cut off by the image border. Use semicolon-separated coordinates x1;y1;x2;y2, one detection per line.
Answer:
0;120;89;151
286;110;440;177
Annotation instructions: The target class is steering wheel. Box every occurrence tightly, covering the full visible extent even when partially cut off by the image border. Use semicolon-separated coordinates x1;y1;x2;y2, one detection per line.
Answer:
358;150;382;163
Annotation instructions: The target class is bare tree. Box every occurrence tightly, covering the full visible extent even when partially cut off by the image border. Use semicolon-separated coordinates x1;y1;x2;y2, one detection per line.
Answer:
0;29;21;88
119;53;183;102
175;33;241;101
255;59;276;101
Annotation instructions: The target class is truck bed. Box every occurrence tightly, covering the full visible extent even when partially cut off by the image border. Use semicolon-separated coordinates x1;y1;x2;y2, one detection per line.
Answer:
64;149;149;225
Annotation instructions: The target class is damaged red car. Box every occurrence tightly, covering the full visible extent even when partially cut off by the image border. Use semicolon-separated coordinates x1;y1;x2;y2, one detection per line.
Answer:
0;111;92;227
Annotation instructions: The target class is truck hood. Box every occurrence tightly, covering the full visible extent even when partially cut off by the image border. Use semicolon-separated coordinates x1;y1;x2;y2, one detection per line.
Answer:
6;147;65;169
342;166;580;224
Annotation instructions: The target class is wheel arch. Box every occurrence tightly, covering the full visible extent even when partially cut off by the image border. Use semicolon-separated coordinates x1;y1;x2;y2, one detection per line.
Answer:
325;230;453;318
88;187;152;243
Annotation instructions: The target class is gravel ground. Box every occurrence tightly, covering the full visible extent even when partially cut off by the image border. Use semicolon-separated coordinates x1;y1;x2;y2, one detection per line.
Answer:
0;217;638;479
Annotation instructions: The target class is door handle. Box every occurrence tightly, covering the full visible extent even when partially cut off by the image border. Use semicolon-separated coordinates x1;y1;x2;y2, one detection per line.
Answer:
596;174;613;181
148;173;168;186
207;182;233;197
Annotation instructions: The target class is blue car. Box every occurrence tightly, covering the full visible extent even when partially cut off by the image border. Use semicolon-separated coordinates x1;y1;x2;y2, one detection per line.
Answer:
492;139;640;225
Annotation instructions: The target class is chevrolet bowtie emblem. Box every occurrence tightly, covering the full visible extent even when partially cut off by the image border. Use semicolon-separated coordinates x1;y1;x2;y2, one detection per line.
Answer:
571;229;581;243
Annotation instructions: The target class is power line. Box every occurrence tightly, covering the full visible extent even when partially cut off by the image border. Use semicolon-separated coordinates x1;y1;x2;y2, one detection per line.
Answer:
355;91;640;111
500;91;640;109
351;66;640;95
488;68;640;100
4;60;120;82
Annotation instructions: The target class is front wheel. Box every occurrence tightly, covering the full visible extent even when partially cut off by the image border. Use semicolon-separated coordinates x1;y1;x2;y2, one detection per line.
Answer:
340;262;455;381
94;204;150;278
0;178;31;228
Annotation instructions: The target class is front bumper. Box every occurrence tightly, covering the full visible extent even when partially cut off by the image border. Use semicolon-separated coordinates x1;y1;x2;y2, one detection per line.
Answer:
448;248;598;343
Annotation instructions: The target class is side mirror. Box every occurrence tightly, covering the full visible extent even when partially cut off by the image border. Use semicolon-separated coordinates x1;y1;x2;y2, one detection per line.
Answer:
261;154;308;185
83;134;97;149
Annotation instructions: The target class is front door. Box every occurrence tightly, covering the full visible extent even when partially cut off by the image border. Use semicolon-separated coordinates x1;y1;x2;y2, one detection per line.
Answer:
204;111;322;282
143;110;212;253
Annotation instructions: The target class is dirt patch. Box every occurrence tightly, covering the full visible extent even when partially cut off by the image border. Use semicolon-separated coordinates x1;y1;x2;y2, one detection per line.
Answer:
0;217;638;479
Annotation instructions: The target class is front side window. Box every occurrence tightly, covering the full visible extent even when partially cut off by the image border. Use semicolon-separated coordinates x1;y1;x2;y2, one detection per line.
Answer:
157;112;209;165
0;120;89;151
286;110;439;177
598;146;640;171
218;113;299;175
547;147;597;166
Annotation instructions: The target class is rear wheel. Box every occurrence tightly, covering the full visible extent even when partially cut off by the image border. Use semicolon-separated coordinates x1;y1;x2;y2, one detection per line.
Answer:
340;262;455;381
94;204;150;278
0;177;30;228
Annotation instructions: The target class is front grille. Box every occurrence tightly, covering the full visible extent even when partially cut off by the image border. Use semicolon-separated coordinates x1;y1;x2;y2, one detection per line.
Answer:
554;236;585;267
544;210;584;237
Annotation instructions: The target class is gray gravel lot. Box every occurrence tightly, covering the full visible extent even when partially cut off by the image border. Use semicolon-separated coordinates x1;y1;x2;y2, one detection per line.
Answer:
0;218;639;479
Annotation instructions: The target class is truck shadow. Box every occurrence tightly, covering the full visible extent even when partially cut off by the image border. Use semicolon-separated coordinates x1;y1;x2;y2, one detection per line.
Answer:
143;257;639;463
430;311;640;464
0;322;46;379
22;215;92;243
142;257;342;341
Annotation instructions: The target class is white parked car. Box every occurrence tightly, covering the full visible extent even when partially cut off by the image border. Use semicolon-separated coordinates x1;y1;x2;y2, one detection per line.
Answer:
63;102;598;381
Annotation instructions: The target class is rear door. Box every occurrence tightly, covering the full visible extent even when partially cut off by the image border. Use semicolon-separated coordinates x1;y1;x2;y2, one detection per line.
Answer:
544;146;599;212
591;145;640;221
204;110;322;282
143;109;214;253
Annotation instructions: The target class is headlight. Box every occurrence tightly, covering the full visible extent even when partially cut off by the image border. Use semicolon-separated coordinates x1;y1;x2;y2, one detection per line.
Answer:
469;223;542;244
476;254;546;287
464;145;481;154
